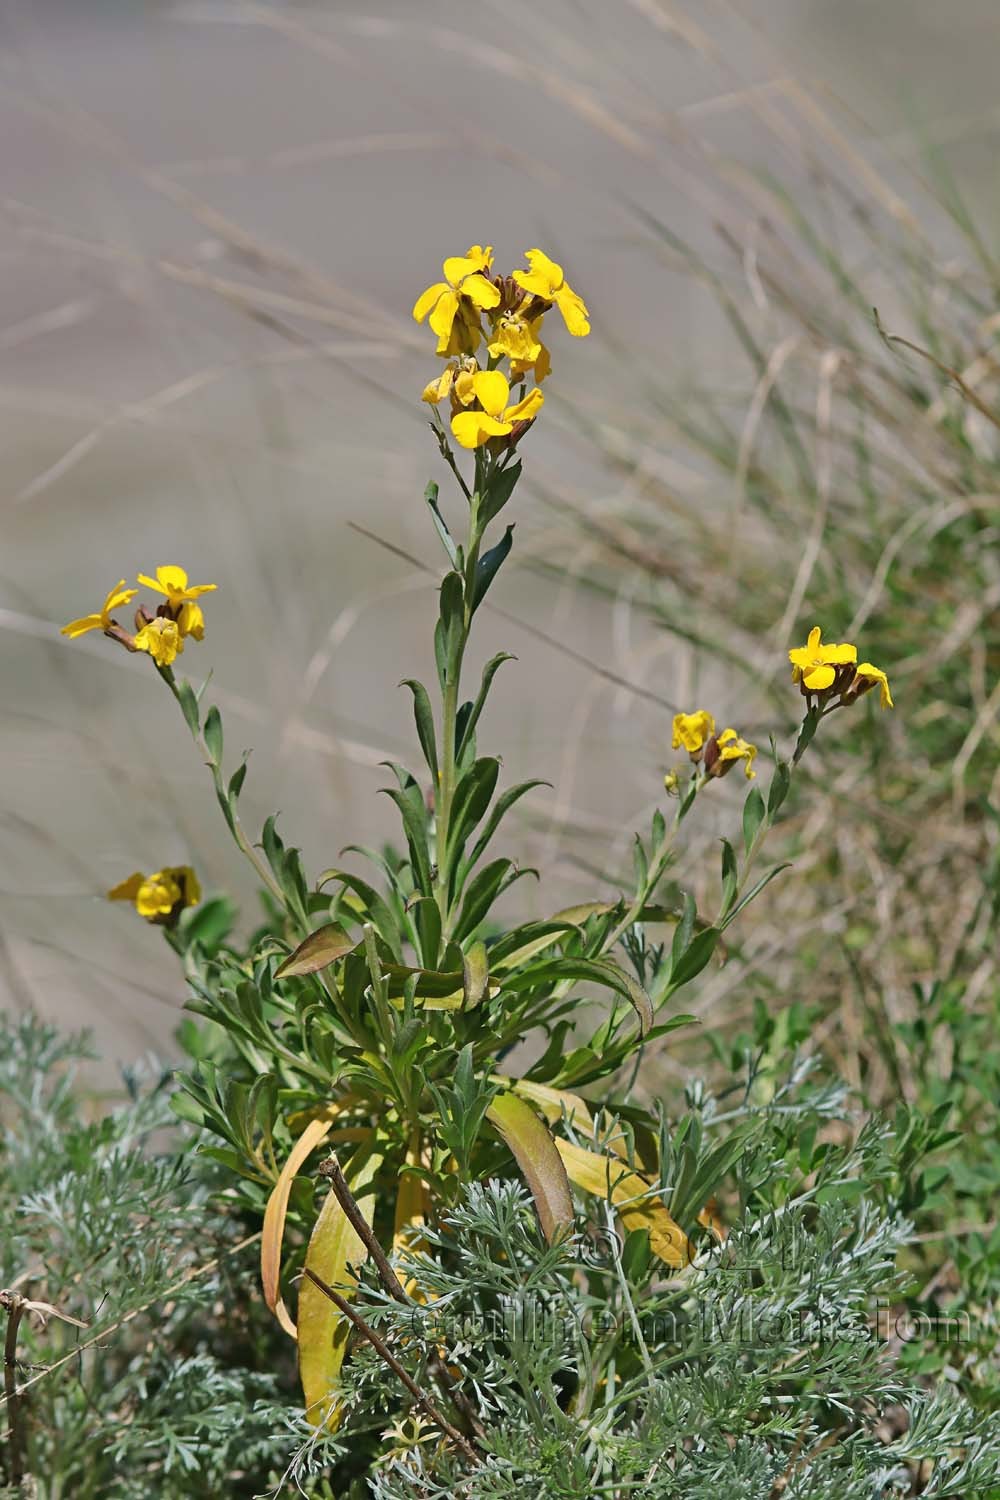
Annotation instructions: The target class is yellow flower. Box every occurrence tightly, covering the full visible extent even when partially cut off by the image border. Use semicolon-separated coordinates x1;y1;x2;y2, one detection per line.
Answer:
421;361;477;407
134;617;184;667
513;249;590;337
451;370;544;450
511;335;552;385
788;625;857;692
136;565;217;608
672;710;715;755
850;662;893;709
714;728;757;779
176;602;205;641
60;579;137;639
108;866;201;922
488;310;543;365
413;245;501;357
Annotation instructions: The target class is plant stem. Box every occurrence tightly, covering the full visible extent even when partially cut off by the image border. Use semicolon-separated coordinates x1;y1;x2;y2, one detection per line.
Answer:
159;668;289;912
1;1290;27;1490
434;475;482;925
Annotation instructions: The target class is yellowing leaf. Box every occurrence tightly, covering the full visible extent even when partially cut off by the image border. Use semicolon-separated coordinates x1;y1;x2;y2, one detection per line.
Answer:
275;922;357;979
486;1092;573;1244
261;1114;337;1338
462;940;489;1009
504;1076;595;1134
393;1135;429;1299
298;1146;382;1429
555;1138;693;1269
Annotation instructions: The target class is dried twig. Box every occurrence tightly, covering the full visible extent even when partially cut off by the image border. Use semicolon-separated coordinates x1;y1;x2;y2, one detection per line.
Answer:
301;1267;480;1466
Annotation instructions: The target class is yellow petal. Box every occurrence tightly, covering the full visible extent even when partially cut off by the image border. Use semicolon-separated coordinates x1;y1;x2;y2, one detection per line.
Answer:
168;865;201;905
472;369;510;420
671;710;714;753
157;565;189;594
453;368;477;406
514;248;563;299
823;642;857;665
177;602;205;640
428;288;459;344
802;663;835;691
61;613;104;638
461;273;501;311
412;281;448;324
555;284;590;337
134;619;184;667
102;580;138;616
135;872;180;918
107;872;145;903
451;411;511;449
504;387;544;424
443;254;486;286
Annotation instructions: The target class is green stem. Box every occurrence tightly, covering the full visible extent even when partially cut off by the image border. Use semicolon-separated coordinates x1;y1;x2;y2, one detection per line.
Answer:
160;668;289;913
434;476;483;925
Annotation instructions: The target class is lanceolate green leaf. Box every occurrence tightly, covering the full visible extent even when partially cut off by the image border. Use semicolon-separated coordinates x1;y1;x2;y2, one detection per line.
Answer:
400;678;439;782
455;652;515;763
456;779;548;887
503;956;654;1037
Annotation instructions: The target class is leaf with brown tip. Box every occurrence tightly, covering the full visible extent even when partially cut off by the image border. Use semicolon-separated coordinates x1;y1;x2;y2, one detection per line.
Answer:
275;922;357;979
486;1092;573;1244
261;1114;336;1338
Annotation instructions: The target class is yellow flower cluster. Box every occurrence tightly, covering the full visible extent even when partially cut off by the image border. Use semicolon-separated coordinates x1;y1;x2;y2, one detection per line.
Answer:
666;625;892;790
672;711;758;780
789;625;893;709
414;245;589;449
61;565;217;668
108;865;200;923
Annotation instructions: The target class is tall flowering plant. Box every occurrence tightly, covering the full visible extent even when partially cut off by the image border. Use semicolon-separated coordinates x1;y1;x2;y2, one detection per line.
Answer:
62;244;892;1443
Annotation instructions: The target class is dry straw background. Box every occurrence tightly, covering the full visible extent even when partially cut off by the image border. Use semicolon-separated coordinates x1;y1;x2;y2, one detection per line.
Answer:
3;0;998;1068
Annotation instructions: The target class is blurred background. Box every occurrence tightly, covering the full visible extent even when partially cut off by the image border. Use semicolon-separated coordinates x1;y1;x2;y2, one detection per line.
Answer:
3;0;998;1076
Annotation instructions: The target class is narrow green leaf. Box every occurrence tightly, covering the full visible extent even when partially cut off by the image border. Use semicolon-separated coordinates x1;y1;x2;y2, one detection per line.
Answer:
203;705;223;766
435;571;465;690
457;779;548;885
455;652;515;762
720;839;738;919
176;679;201;737
228;759;247;804
471;524;514;611
479;459;522;527
400;679;438;782
445;757;500;864
723;863;793;927
424;480;457;564
667;926;721;992
742;785;766;855
767;760;791;818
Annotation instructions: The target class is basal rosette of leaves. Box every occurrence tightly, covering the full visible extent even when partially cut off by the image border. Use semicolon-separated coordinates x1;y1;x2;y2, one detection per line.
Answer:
60;242;894;1449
